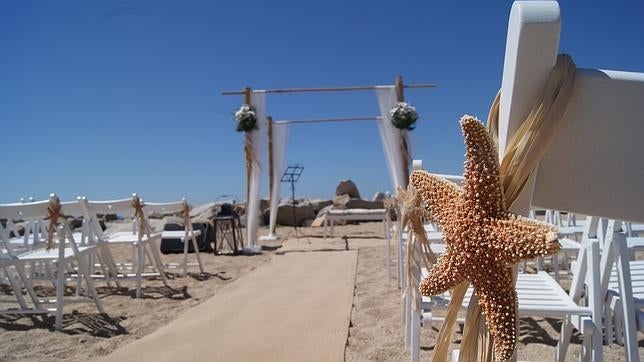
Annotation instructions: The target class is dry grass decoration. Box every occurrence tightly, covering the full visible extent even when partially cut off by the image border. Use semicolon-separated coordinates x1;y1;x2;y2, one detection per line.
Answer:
409;116;561;361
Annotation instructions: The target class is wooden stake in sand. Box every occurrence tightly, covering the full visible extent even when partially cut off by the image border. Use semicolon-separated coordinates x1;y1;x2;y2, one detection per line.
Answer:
243;86;252;204
395;75;411;188
267;116;275;235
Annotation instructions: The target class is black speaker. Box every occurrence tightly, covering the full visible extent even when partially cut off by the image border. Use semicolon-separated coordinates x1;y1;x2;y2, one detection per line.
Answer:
160;222;212;254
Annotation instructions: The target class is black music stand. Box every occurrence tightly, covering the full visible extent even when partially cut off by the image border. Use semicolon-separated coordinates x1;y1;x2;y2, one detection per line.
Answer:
281;164;304;239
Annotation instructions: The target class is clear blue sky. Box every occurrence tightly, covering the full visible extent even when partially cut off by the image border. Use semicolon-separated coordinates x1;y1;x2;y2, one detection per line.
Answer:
2;1;643;204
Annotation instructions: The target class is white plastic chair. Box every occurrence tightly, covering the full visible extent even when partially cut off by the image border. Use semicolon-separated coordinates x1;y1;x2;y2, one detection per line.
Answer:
415;215;602;362
408;0;644;360
493;0;644;360
80;194;170;298
142;199;204;277
0;195;106;330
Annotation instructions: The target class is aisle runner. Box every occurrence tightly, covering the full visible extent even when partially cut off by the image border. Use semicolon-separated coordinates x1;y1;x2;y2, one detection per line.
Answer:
102;250;358;362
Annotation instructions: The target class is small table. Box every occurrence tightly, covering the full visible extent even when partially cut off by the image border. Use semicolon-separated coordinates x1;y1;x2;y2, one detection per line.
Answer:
323;208;388;239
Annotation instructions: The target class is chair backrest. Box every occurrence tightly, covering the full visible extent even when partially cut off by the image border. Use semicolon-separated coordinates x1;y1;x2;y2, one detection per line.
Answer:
143;199;193;231
499;2;643;359
499;1;644;223
80;195;140;239
0;195;77;254
143;200;188;218
80;194;159;239
0;198;51;251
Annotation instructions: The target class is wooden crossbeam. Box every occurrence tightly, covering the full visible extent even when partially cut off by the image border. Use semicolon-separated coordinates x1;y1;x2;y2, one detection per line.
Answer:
221;83;436;95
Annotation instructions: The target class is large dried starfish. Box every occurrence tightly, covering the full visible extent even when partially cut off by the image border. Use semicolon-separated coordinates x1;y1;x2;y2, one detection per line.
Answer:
410;116;560;361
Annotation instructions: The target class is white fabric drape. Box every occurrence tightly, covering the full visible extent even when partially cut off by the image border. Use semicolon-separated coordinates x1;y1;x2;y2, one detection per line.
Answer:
268;122;288;237
375;87;406;192
246;91;266;250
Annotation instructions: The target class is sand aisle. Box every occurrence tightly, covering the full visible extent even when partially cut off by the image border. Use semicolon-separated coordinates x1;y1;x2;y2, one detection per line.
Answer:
101;249;358;362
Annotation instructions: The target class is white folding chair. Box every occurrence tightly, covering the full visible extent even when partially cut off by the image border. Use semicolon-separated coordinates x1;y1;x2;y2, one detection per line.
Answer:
80;194;170;298
407;1;644;360
143;199;204;277
0;195;106;330
492;0;644;359
414;210;602;362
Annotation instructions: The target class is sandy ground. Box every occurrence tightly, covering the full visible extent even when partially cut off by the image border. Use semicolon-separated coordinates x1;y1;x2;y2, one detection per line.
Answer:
0;221;642;361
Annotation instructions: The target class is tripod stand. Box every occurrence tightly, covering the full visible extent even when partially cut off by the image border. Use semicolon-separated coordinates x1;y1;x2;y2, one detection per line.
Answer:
280;164;304;240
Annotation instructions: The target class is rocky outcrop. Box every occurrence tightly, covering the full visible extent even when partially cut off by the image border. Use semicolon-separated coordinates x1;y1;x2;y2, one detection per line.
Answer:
211;178;387;228
335;180;360;198
276;201;316;227
310;199;333;214
345;198;384;210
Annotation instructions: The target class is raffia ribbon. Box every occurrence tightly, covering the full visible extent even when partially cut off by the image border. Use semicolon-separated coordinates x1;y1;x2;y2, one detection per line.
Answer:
426;54;576;362
131;195;152;237
182;201;191;230
244;132;261;201
45;195;65;250
399;185;438;311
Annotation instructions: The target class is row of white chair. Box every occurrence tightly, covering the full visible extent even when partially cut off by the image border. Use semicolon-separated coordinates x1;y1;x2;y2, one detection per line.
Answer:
0;194;204;330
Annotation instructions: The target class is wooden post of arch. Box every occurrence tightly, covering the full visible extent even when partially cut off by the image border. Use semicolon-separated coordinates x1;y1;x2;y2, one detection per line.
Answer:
267;116;276;234
395;76;410;187
243;86;252;204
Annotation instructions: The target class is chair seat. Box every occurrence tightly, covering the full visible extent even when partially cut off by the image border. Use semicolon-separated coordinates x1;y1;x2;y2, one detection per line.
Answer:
559;238;581;253
422;271;590;318
17;245;95;261
161;230;201;242
558;225;585;237
103;231;162;244
626;237;644;251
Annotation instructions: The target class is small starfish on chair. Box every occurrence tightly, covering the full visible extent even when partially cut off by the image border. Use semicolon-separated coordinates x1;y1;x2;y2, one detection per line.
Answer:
410;115;560;361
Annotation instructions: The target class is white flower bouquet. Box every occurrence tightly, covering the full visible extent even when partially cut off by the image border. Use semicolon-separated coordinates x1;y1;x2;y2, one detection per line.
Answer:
389;102;419;130
234;104;258;132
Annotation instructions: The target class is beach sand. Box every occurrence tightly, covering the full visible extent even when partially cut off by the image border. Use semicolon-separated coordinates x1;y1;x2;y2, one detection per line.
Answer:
0;222;642;361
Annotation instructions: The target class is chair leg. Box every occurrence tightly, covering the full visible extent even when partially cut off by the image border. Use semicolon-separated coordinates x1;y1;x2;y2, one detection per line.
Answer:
556;318;573;362
149;240;169;287
3;266;29;310
54;259;66;331
182;235;189;277
15;262;43;310
136;242;144;298
603;301;614;345
102;245;123;287
78;254;105;314
615;234;640;362
410;300;421;362
95;250;113;289
191;235;204;274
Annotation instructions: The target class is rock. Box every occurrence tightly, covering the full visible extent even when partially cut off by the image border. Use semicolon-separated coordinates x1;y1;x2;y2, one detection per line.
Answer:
276;202;316;226
190;202;217;220
310;199;333;213
372;192;386;202
335;180;361;198
345;198;384;210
